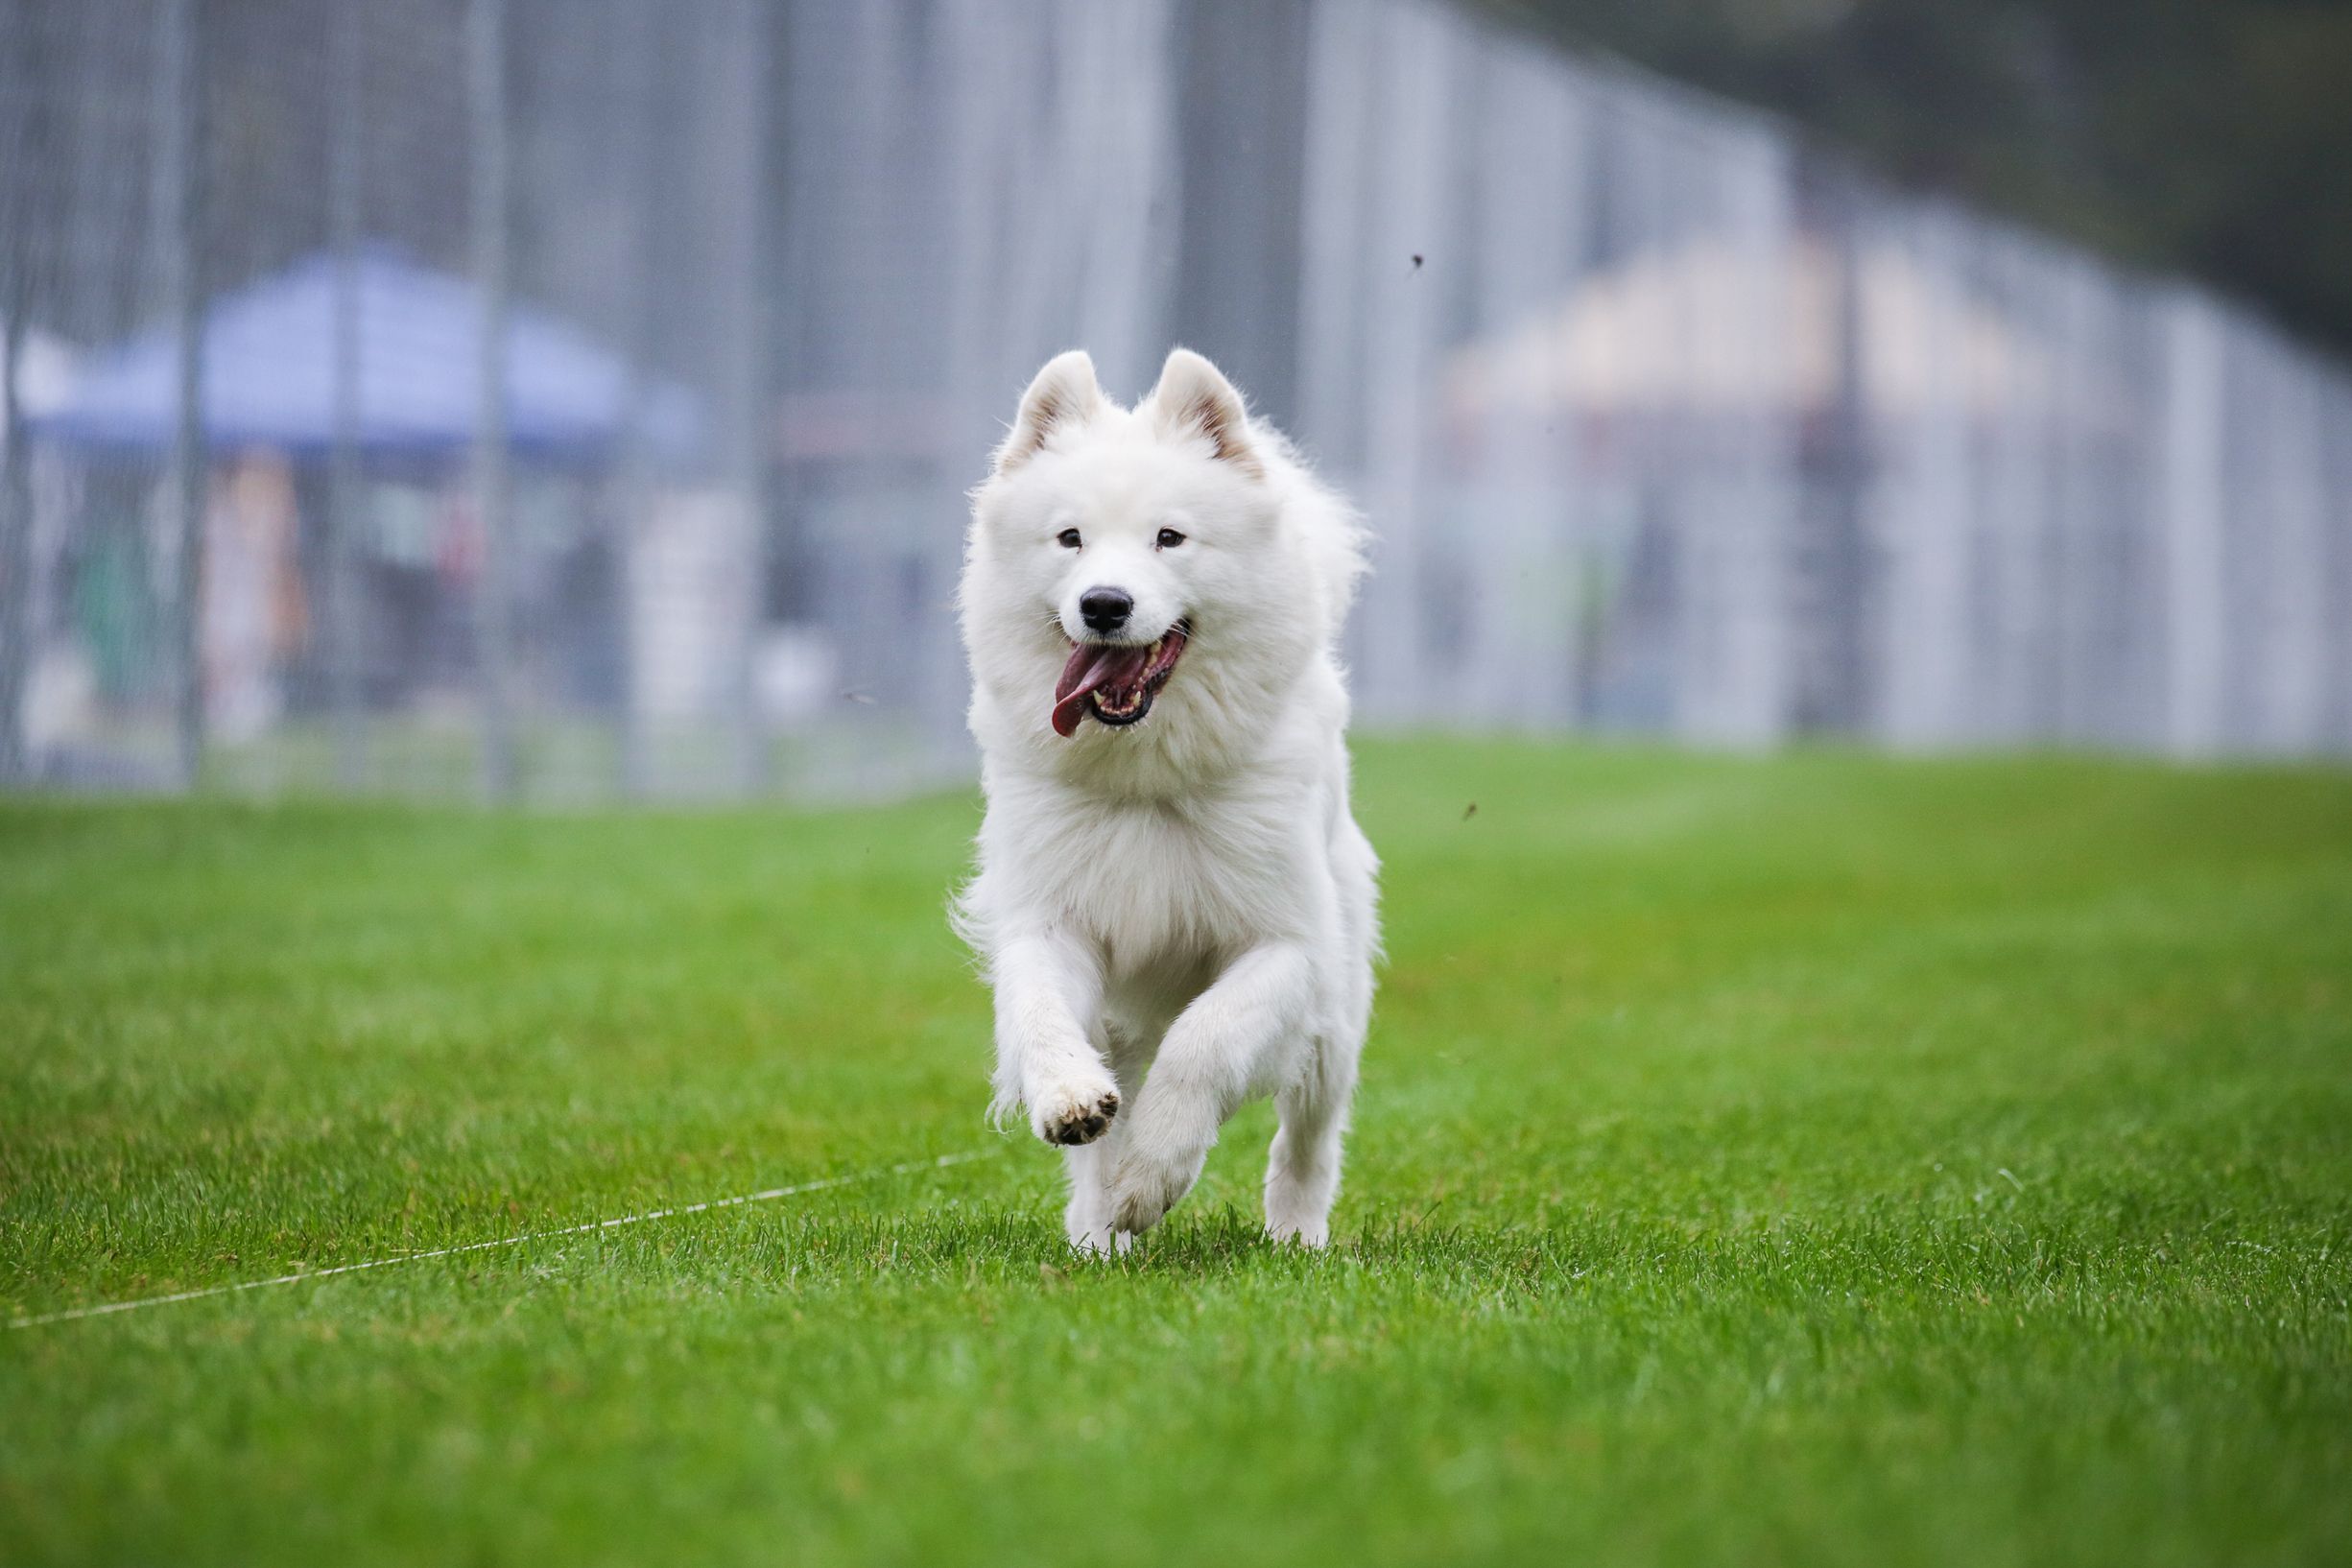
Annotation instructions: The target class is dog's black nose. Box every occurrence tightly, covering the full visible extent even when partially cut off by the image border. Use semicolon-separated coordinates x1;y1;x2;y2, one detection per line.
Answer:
1080;587;1133;635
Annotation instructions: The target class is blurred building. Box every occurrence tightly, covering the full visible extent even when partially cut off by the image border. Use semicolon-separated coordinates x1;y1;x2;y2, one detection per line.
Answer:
0;0;2344;802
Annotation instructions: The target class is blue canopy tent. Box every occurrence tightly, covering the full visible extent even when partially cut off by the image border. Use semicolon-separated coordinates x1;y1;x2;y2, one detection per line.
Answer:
32;247;699;464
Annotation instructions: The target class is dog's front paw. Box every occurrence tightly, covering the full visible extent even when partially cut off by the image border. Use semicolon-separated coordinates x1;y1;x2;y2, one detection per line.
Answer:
1030;1072;1121;1147
1108;1146;1205;1235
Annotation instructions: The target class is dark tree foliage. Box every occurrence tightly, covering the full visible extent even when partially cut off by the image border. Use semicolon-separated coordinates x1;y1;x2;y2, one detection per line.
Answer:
1494;0;2352;357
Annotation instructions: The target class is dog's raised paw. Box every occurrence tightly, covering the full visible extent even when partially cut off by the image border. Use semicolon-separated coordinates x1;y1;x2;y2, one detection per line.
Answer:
1033;1085;1120;1147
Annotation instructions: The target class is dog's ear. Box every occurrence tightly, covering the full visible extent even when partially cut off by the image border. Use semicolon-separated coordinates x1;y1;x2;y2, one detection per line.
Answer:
996;350;1104;475
1150;348;1261;479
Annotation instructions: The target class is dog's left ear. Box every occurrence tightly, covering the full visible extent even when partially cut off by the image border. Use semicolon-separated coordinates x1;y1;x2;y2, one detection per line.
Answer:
1150;349;1261;479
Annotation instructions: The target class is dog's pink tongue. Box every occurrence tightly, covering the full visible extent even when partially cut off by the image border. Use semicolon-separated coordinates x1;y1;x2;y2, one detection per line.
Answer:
1053;643;1152;737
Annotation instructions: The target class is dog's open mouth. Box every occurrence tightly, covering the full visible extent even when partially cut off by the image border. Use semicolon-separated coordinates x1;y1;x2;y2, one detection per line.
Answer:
1052;622;1189;737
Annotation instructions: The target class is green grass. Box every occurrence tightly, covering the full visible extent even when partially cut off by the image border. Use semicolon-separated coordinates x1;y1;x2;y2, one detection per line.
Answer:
3;739;2349;1566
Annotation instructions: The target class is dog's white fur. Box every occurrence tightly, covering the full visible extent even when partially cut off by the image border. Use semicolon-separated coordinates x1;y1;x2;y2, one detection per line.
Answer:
955;348;1379;1250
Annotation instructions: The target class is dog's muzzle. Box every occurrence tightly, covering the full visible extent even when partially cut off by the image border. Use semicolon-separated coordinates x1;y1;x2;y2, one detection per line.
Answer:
1052;623;1189;736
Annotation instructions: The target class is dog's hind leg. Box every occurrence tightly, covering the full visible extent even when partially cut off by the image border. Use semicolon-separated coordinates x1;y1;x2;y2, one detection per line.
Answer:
1268;813;1378;1247
1061;1138;1133;1255
1062;1026;1144;1254
1109;943;1318;1235
1264;1033;1358;1247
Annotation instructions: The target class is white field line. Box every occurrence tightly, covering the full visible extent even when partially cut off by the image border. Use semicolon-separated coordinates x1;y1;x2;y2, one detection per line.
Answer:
9;1149;997;1331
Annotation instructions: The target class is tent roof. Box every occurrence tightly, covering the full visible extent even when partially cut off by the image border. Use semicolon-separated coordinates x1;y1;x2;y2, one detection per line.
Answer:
32;247;699;463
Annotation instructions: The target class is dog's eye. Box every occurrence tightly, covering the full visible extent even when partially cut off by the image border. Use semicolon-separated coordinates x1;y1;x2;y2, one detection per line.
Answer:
1057;528;1082;550
1155;528;1187;550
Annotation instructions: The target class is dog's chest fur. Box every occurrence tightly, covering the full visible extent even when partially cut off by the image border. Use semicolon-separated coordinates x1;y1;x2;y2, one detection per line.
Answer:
1015;776;1317;982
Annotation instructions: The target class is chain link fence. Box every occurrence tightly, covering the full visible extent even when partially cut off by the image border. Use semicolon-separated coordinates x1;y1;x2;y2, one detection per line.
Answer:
3;0;2346;806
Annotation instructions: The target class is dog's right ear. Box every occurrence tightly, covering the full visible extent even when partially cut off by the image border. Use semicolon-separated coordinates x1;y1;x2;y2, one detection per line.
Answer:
995;350;1104;476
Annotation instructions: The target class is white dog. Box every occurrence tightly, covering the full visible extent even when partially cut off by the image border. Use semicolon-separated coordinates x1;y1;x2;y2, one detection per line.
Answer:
955;347;1379;1250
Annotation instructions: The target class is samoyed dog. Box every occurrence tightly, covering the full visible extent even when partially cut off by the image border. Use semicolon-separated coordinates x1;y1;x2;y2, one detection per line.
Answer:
955;347;1378;1250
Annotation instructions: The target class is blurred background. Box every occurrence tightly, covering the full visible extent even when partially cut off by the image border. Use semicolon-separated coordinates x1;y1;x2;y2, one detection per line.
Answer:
0;0;2344;805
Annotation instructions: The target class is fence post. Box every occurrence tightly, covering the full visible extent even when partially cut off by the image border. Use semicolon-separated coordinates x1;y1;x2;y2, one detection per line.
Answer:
719;0;769;797
612;0;665;802
2158;294;2225;758
327;0;367;790
161;0;207;793
468;0;514;802
1791;159;1871;737
0;0;31;786
0;295;23;788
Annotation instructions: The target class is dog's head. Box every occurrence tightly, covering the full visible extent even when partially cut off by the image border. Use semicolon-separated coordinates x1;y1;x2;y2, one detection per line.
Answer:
962;348;1319;756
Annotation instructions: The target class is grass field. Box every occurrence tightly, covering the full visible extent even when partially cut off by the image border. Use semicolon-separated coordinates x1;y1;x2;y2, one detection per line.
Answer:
4;739;2349;1566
